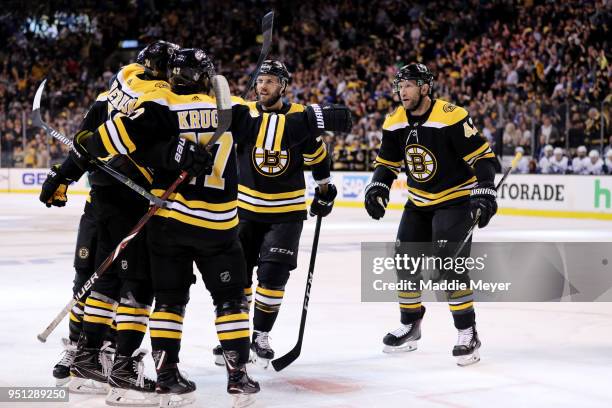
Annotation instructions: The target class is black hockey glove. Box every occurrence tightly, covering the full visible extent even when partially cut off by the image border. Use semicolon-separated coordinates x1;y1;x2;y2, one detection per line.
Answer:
310;184;338;217
364;182;390;220
470;184;497;228
171;137;213;178
39;164;71;208
306;104;353;134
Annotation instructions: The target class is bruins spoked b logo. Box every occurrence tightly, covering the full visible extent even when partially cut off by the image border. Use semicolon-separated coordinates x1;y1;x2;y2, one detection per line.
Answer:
252;147;290;177
405;144;437;182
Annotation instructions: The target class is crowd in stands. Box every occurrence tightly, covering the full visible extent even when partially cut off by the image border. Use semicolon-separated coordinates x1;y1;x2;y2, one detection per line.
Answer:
1;0;610;174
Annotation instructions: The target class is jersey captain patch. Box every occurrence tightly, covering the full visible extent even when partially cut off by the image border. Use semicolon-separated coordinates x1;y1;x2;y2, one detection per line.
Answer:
405;144;437;182
252;147;290;176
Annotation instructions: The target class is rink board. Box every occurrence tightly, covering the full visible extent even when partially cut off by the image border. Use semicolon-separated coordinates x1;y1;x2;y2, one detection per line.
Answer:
2;168;611;219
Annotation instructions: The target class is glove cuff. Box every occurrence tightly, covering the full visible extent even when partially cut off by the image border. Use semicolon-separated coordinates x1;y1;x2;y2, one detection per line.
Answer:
365;181;390;195
471;187;496;198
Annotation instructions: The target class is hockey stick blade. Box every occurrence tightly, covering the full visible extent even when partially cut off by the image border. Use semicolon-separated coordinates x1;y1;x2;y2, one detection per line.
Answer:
31;80;167;208
208;75;233;148
37;171;188;342
272;215;322;371
452;152;523;258
242;11;274;98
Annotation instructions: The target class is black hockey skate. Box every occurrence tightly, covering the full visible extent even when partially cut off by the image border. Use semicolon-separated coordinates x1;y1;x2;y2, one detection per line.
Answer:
152;350;196;407
53;338;77;386
452;324;481;366
69;339;113;394
250;331;274;368
224;350;260;408
382;306;425;353
106;348;158;407
213;344;225;366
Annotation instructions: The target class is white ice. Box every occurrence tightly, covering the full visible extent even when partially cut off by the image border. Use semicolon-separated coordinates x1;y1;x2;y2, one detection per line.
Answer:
1;192;611;408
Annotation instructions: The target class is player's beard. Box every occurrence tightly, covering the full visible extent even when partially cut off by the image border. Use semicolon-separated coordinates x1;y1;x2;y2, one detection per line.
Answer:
403;92;424;113
259;88;282;109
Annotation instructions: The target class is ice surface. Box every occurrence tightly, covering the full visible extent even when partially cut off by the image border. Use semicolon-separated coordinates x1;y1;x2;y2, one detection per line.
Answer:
1;193;611;407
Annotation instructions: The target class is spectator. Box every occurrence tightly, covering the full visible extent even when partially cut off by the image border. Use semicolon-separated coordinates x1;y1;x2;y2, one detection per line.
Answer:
539;115;561;148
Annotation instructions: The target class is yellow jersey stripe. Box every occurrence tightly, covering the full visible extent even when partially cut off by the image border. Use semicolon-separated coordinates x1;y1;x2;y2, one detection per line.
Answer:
99;125;119;156
449;302;474;311
150;312;184;322
255;113;269;148
83;315;114;325
463;143;490;162
114;117;136;153
117;322;147;332
408;177;477;200
69;313;80;323
238;185;305;200
216;313;249;323
155;209;239;229
116;306;150;316
218;330;250;340
471;152;496;164
150;330;182;339
304;152;328;166
126;156;153;184
238;201;307;213
373;162;400;175
151;190;237;211
409;190;471;207
375;157;402;167
256;287;285;297
303;143;326;159
273;114;286;151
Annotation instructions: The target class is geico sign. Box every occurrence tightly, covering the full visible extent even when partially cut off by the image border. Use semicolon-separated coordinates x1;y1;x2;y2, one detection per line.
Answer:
498;182;564;202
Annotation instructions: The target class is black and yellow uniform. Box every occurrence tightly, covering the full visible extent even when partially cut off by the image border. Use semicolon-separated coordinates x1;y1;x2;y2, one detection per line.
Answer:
236;101;331;333
75;63;169;358
371;99;497;330
84;88;324;365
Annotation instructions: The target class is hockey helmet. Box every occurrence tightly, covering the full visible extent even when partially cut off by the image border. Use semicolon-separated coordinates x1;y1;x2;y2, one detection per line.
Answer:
258;60;291;87
167;48;215;93
393;63;435;95
136;40;180;80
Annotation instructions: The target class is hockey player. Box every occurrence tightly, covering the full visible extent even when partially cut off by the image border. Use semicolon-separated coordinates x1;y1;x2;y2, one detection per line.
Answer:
219;60;336;368
571;146;588;174
74;48;352;406
605;150;612;174
513;146;530;174
585;149;604;175
549;147;569;174
41;40;180;405
538;144;554;173
364;63;497;366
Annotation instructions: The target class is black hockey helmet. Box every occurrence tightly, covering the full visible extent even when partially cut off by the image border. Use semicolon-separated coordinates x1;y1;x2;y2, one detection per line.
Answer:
258;59;291;88
393;63;435;95
167;48;215;94
136;40;180;80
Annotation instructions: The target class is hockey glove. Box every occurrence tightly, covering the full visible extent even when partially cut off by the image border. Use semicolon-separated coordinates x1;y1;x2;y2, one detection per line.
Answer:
364;182;390;220
470;184;497;228
306;104;353;134
171;137;213;178
39;164;71;208
310;184;338;217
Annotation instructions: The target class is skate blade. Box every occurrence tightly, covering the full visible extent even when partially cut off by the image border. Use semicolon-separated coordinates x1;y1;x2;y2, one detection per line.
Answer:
232;393;256;408
55;376;71;387
68;376;109;394
249;350;271;369
456;350;480;367
105;387;160;407
159;391;196;407
383;341;417;354
214;354;225;367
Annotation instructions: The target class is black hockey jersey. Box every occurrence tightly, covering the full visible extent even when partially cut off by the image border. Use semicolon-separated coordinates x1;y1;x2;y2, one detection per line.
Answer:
236;101;331;223
374;99;496;209
59;63;167;187
88;89;322;240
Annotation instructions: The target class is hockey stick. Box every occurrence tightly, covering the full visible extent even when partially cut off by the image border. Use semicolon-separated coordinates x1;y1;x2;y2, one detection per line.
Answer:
37;77;234;342
241;11;274;99
271;215;322;371
452;152;523;258
32;79;167;208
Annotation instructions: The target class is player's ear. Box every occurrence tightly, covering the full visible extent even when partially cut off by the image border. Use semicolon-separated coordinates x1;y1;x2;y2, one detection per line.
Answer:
421;84;430;96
